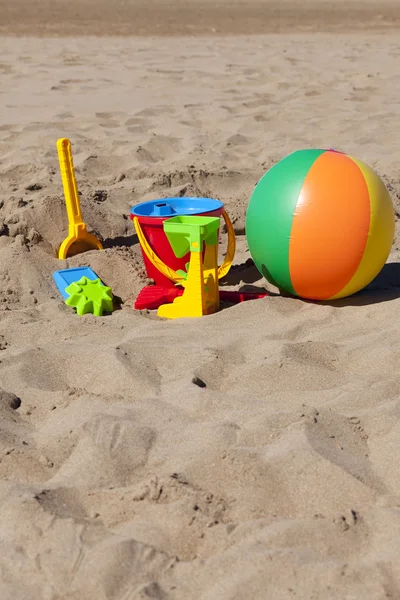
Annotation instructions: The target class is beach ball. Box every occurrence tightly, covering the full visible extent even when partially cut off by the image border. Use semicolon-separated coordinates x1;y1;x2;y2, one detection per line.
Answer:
245;149;394;300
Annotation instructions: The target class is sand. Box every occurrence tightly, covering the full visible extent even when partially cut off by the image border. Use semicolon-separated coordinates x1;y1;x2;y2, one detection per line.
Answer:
2;0;400;36
1;1;400;598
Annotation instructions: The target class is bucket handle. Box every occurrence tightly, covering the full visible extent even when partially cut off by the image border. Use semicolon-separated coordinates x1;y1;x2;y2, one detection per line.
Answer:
133;209;236;284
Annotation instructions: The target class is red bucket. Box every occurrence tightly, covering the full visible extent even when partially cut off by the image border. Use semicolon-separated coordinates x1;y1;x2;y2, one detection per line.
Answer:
130;197;224;288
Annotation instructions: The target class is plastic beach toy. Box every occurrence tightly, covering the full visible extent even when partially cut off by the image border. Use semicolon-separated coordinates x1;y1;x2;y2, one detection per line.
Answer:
130;197;235;288
65;277;113;316
134;285;269;310
57;138;103;259
130;197;270;313
53;266;102;299
157;216;220;319
246;149;395;300
52;267;114;316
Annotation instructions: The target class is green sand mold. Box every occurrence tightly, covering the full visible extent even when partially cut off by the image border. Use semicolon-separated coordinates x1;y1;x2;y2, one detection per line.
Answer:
65;277;114;316
163;215;220;281
163;215;220;257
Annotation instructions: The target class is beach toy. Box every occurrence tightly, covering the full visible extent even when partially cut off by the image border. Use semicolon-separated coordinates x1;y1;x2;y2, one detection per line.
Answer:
52;267;113;316
130;197;235;288
246;149;395;300
65;277;113;316
158;216;220;319
53;267;103;299
57;138;103;259
135;285;268;310
131;197;269;312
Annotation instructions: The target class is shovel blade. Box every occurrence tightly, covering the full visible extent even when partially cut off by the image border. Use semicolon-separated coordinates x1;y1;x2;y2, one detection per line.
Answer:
58;233;103;260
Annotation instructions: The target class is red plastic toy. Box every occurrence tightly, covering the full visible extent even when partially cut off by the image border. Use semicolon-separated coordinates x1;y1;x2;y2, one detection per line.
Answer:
130;197;224;288
134;285;268;310
131;196;268;312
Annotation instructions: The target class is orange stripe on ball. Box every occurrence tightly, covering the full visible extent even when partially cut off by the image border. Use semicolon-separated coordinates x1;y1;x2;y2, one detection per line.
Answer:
289;151;370;300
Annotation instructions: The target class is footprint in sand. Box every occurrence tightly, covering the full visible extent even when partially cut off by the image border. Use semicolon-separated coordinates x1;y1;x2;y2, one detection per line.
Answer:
303;407;387;494
49;414;156;488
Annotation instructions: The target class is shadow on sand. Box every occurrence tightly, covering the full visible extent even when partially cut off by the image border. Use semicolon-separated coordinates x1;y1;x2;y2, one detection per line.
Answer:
325;262;400;307
222;259;400;306
102;233;138;249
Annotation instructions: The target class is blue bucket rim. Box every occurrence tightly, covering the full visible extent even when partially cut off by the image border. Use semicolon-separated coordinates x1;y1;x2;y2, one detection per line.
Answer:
130;196;224;218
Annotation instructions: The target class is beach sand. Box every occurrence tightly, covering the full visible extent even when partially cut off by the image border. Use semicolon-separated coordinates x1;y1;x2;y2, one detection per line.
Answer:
1;1;400;598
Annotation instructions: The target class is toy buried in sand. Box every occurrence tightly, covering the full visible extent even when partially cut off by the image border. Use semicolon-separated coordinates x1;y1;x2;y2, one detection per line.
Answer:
57;137;103;259
52;266;102;299
134;285;268;310
65;277;114;317
52;267;114;316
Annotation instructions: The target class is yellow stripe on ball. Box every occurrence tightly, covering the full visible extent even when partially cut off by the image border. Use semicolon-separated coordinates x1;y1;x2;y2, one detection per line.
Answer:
329;156;395;300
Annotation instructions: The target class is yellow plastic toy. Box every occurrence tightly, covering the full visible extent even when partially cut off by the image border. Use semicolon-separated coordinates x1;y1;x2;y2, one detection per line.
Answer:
57;137;103;259
132;208;236;284
157;216;220;319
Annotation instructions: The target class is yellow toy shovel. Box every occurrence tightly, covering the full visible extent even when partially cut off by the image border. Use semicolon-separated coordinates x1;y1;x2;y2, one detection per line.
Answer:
57;137;103;259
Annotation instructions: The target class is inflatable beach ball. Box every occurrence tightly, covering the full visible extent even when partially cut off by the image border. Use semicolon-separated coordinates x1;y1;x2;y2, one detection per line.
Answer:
245;149;395;300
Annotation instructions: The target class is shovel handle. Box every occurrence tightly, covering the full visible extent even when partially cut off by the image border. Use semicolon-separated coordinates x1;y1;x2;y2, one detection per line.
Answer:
57;138;84;228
